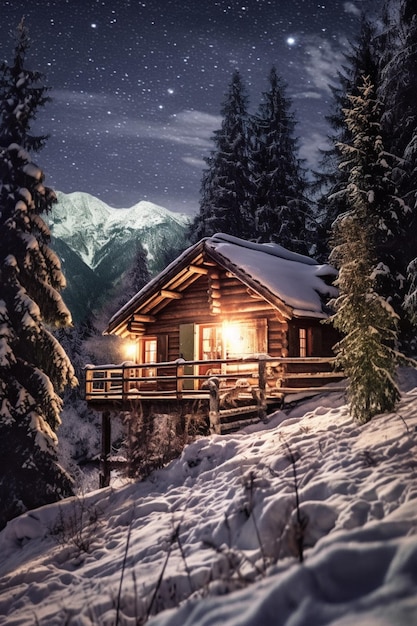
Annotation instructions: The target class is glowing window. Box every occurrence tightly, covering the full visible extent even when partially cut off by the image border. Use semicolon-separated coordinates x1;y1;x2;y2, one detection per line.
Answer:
201;325;222;360
143;338;157;363
140;337;157;377
222;322;255;358
299;328;307;357
199;320;266;360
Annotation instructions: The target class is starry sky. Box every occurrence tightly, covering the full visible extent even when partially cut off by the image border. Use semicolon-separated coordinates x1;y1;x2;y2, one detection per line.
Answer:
1;0;380;214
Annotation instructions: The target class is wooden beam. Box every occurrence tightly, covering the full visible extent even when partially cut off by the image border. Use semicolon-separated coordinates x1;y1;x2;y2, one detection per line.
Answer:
188;264;209;275
247;288;263;300
127;322;146;334
132;314;155;323
160;289;183;299
223;302;275;313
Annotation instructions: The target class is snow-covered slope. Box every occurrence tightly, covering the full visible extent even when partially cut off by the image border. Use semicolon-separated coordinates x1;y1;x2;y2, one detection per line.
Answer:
48;192;191;320
1;374;417;626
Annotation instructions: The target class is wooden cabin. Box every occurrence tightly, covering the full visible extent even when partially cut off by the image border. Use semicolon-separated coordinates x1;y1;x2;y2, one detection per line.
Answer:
85;233;342;442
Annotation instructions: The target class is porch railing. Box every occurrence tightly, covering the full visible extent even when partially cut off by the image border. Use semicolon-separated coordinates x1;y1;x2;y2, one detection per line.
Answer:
85;355;345;404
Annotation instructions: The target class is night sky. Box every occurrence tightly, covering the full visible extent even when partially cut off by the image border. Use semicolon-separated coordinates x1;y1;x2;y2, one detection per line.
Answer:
1;0;380;214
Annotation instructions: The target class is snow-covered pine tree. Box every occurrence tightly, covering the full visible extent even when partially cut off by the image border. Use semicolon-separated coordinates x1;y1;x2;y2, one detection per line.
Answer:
402;131;417;336
0;145;78;529
0;19;50;152
249;67;311;253
0;22;77;529
378;0;417;336
189;70;253;242
404;258;417;328
329;75;408;423
379;0;417;159
314;19;380;261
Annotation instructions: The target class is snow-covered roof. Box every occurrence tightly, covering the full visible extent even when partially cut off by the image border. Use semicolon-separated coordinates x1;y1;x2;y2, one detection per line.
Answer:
206;233;338;319
107;233;338;335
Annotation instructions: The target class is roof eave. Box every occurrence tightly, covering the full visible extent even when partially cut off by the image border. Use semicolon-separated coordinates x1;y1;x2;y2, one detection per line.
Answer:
104;239;207;335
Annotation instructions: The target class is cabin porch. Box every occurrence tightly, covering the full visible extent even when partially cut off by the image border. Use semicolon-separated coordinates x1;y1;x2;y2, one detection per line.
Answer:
85;356;345;487
85;355;345;422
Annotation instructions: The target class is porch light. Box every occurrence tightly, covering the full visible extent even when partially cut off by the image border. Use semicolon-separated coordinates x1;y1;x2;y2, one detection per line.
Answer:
124;339;137;361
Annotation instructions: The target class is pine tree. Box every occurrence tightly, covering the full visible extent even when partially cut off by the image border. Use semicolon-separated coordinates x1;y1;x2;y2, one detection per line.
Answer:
189;70;253;242
403;129;417;336
0;19;50;151
379;0;417;158
314;19;380;261
0;24;77;529
378;0;417;333
329;75;407;423
109;239;151;315
250;67;311;253
404;258;417;328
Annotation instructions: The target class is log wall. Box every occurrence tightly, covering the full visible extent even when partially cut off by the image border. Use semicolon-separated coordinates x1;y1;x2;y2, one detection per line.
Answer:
136;271;290;360
129;263;336;361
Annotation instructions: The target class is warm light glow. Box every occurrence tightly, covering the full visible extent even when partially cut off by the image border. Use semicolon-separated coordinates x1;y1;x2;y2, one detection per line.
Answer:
221;321;259;358
222;322;241;344
222;322;245;356
125;340;137;361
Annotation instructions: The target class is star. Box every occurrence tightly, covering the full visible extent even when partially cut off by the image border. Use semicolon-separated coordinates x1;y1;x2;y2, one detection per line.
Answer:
0;0;363;214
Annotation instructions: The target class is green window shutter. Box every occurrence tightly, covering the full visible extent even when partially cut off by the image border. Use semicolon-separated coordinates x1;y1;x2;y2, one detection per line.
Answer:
179;323;195;389
179;323;195;360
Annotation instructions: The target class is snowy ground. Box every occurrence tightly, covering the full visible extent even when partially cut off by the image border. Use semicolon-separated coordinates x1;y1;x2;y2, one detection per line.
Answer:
1;372;417;626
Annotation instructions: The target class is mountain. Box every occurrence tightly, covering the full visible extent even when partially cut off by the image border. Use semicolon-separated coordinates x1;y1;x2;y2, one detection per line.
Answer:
48;191;191;321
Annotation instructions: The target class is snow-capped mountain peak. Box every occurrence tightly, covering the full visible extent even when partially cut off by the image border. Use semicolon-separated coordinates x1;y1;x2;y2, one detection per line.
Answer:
47;191;190;321
49;191;190;270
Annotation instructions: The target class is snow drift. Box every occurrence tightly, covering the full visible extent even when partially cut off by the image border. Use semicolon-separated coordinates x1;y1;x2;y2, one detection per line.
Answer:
0;374;417;625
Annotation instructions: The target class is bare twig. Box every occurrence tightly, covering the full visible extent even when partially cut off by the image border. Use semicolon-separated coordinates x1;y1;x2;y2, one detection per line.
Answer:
398;414;410;433
241;470;269;572
280;436;307;563
115;506;136;626
175;522;195;596
146;524;180;619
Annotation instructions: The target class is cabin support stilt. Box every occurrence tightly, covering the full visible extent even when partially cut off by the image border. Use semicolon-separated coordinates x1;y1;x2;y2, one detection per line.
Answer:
100;411;111;488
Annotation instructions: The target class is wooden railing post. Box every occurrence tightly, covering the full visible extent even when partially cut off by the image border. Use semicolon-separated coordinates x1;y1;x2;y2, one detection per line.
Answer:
85;368;92;400
122;364;130;397
208;377;220;435
257;358;268;421
84;357;343;416
177;362;184;399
